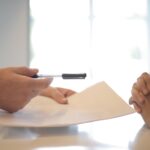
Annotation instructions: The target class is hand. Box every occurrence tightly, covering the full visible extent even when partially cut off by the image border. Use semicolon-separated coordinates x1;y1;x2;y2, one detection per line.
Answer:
129;82;146;113
129;72;150;128
129;97;142;113
0;67;52;113
136;72;150;96
40;86;76;104
130;93;150;128
140;94;150;128
129;72;150;113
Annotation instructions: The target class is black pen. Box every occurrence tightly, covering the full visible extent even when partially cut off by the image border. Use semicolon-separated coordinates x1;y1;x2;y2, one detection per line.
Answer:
32;73;87;79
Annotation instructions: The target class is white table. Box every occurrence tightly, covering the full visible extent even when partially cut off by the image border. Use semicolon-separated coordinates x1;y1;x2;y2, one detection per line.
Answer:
0;113;149;150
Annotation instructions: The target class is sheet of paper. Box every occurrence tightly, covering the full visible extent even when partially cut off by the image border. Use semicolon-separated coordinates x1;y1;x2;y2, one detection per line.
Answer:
0;81;135;127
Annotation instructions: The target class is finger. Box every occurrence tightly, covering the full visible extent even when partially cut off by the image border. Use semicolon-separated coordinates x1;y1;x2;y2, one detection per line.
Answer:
133;102;142;113
142;72;150;95
51;89;68;104
13;66;39;77
132;83;145;105
57;87;76;97
129;97;133;105
32;78;53;90
137;75;148;95
132;89;145;105
129;95;144;110
41;87;68;104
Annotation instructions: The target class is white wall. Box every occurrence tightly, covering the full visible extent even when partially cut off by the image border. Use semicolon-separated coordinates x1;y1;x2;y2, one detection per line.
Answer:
0;0;29;67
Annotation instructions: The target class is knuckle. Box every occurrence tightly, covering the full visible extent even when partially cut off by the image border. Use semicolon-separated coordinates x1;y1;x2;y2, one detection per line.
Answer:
141;72;148;76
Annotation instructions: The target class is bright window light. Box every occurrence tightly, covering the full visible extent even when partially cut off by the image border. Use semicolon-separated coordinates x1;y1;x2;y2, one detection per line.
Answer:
29;0;149;100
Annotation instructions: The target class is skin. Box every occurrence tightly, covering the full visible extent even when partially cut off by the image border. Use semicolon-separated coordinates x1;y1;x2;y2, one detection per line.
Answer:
0;66;52;113
0;67;76;113
129;72;150;128
40;86;76;104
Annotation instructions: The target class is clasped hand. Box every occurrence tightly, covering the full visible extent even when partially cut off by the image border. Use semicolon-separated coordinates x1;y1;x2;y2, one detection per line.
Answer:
129;72;150;127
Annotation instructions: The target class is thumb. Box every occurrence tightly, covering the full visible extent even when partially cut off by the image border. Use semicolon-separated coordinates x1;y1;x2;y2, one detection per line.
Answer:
133;102;142;113
13;66;38;77
129;97;133;105
33;78;53;90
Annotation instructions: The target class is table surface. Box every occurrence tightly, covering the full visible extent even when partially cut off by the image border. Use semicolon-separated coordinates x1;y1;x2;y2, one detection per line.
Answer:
0;113;149;150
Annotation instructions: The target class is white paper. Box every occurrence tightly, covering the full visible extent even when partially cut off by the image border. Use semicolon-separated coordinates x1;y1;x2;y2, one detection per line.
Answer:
0;81;135;127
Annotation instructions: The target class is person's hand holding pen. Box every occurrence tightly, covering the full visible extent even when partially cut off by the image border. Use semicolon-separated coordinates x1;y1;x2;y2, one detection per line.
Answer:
129;72;150;128
0;66;79;113
0;66;53;113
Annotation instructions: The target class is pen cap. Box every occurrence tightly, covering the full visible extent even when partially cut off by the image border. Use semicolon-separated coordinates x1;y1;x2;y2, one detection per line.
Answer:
62;73;86;79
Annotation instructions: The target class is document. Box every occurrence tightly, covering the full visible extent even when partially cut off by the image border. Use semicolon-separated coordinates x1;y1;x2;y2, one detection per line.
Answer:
0;81;135;127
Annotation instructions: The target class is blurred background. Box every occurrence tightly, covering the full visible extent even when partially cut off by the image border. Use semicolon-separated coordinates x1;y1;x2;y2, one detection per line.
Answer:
0;0;150;102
